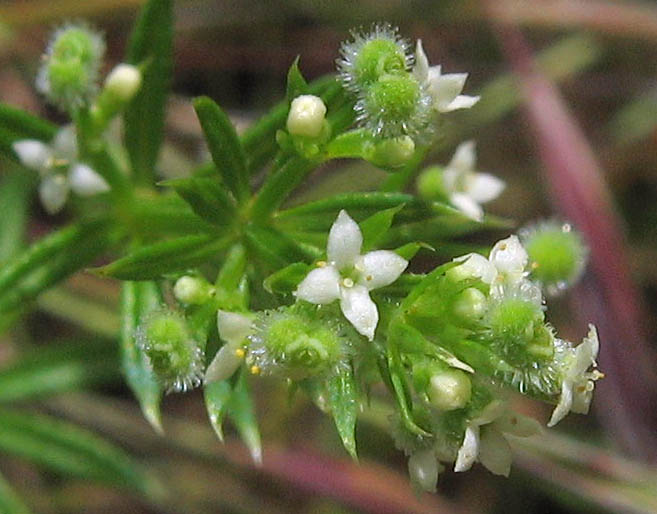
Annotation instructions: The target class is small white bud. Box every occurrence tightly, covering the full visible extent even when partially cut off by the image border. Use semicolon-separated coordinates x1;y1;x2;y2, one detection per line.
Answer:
286;94;327;138
104;64;142;102
173;276;211;305
408;449;442;493
428;369;472;410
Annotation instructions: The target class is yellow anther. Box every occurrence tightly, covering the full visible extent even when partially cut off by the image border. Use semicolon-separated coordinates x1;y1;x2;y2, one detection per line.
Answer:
250;365;261;375
235;348;245;358
342;277;354;288
316;261;327;268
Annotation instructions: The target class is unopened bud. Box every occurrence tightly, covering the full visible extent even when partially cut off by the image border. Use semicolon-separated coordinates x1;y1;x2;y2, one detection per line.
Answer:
104;63;142;102
367;136;415;169
286;95;327;138
452;287;487;320
173;276;213;305
428;369;472;410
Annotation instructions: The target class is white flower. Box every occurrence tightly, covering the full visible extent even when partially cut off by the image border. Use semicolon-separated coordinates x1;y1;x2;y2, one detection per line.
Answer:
12;126;109;214
454;235;537;302
441;141;505;221
204;310;254;383
413;40;480;113
295;210;408;340
455;401;541;476
548;324;602;427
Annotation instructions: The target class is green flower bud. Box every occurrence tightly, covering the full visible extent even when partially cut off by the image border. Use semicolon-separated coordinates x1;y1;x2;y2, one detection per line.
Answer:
356;74;432;137
452;287;487;321
365;136;415;169
428;369;472;410
137;310;203;393
37;24;105;112
417;165;447;200
247;307;345;379
408;449;442;493
520;221;588;296
337;24;411;93
173;275;214;305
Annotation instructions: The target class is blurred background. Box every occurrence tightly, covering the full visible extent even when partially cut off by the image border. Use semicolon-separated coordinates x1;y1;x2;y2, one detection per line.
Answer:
1;0;657;512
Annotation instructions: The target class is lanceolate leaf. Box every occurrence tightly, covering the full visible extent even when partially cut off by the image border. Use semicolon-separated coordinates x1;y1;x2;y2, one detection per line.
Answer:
0;409;155;495
227;369;262;465
193;96;249;203
359;204;405;252
263;262;311;295
120;281;163;433
96;234;232;280
0;341;118;404
245;224;321;270
0;168;36;263
0;102;55;160
326;363;359;460
161;176;237;226
286;56;309;103
204;380;232;442
0;219;115;314
124;0;173;184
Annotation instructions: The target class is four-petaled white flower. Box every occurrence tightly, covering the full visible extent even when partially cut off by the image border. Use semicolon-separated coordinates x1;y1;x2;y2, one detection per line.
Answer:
413;40;480;113
548;324;602;427
455;401;541;476
12;125;110;214
441;141;505;221
295;210;408;341
454;235;541;304
205;310;254;384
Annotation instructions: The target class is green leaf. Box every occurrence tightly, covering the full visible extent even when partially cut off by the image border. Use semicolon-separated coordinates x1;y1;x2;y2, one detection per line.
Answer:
0;408;156;496
251;156;316;222
0;167;36;263
228;369;262;464
0;219;115;314
0;103;56;160
161;176;237;226
326;363;359;460
245;225;321;270
96;234;231;280
120;281;163;433
394;242;431;260
193;96;249;203
286;56;309;103
0;470;31;514
214;243;250;311
263;262;311;294
360;204;405;251
0;341;118;404
124;0;173;184
204;379;232;442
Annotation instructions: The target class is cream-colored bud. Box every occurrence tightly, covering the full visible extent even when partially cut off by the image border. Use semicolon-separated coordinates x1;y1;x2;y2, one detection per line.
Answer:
452;287;487;320
286;94;326;138
173;276;211;305
104;63;142;101
428;369;472;410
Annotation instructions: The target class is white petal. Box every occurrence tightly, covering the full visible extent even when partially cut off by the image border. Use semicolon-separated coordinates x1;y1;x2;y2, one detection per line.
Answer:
356;250;408;290
430;73;468;112
327;210;362;270
450;192;483;221
295;266;341;304
454;253;498;284
408;449;441;493
412;40;429;83
494;412;541;438
548;381;573;427
443;95;480;112
12;140;52;171
52;125;77;162
572;324;599;376
204;342;242;383
68;164;110;196
478;428;512;477
448;141;476;173
465;172;505;204
454;424;480;472
39;174;69;214
571;381;594;414
474;400;507;425
490;235;528;275
340;284;378;341
217;310;253;346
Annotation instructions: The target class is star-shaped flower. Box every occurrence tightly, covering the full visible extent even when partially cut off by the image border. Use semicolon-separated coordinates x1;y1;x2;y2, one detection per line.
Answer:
413;40;480;113
204;310;254;384
12;125;109;214
548;324;602;427
441;141;505;221
295;210;408;340
455;401;541;476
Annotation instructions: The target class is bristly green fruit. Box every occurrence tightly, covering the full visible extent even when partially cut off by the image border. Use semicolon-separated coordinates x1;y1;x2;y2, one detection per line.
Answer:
136;309;203;393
